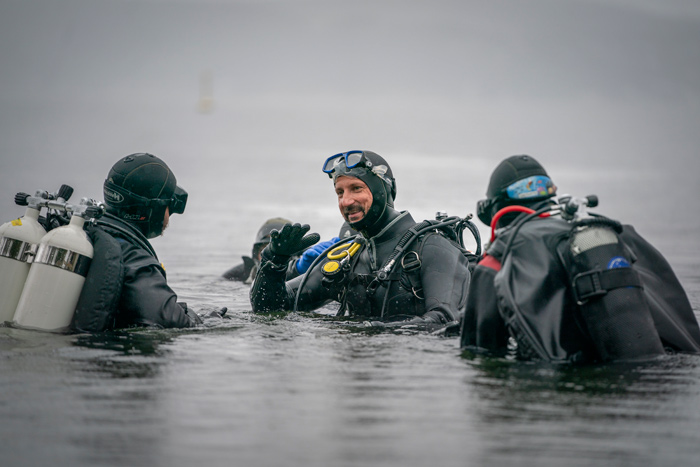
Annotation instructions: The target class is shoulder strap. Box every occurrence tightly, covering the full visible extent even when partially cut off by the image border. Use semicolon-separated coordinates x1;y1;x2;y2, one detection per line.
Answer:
71;225;126;332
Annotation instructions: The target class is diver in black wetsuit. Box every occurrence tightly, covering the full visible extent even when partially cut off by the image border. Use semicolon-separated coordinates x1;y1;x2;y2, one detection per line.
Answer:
250;150;471;330
71;153;203;331
460;155;700;363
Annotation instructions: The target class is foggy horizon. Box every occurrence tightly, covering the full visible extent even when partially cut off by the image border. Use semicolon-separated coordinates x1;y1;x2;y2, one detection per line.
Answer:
1;0;699;236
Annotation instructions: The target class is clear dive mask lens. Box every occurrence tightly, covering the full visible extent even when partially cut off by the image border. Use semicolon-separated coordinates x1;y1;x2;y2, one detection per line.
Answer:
322;150;367;174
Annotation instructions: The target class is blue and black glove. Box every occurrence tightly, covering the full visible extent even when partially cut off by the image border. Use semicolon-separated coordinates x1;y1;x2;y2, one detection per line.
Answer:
296;237;340;274
263;223;321;266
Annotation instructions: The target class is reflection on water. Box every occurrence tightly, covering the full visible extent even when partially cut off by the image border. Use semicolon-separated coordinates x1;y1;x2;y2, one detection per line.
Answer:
3;315;700;467
462;353;700;466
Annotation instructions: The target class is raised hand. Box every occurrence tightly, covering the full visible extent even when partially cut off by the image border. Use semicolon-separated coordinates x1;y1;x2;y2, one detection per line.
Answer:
268;223;321;259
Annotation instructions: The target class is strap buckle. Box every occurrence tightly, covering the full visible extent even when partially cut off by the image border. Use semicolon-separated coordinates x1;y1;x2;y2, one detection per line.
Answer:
401;251;421;271
572;267;642;306
572;270;607;305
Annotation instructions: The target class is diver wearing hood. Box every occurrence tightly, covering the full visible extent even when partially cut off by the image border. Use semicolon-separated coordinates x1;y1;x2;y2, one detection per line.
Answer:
71;153;203;331
250;150;471;330
460;155;700;363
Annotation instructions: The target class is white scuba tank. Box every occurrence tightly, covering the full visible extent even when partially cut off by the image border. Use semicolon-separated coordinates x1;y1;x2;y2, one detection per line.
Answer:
0;206;47;322
13;212;94;331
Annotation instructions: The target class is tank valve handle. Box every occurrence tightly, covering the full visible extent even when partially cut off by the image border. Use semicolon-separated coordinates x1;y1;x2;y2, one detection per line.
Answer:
72;198;105;220
57;184;74;202
561;194;599;220
15;192;30;206
83;205;104;220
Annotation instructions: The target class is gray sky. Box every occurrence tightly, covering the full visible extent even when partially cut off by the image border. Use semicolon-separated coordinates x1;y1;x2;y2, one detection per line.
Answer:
1;0;699;229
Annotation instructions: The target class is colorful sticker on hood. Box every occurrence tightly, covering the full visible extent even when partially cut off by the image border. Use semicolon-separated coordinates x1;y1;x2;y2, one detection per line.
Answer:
505;175;555;200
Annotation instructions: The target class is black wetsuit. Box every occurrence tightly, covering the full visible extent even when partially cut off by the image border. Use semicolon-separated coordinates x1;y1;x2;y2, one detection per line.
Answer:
72;213;200;331
460;216;700;360
250;211;471;328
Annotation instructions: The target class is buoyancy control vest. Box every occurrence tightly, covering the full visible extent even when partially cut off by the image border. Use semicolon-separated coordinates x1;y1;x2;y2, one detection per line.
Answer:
70;223;125;332
489;206;700;363
297;212;480;321
70;214;151;332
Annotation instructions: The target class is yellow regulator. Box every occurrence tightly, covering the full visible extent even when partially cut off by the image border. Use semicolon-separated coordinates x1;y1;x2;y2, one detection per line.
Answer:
322;241;362;277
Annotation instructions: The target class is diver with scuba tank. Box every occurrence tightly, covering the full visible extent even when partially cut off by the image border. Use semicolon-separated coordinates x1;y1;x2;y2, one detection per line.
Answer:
70;153;204;331
460;155;700;363
250;150;474;331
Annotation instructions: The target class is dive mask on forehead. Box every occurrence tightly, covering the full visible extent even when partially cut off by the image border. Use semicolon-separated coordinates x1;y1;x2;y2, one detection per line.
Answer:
504;175;555;200
476;175;556;225
323;150;367;174
322;150;393;186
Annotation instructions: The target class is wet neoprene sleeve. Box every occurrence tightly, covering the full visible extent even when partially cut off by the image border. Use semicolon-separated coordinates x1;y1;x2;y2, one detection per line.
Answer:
116;242;200;328
250;252;332;313
415;233;471;324
249;255;295;312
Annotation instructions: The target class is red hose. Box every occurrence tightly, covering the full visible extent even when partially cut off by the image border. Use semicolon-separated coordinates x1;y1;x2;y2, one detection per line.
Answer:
490;206;550;242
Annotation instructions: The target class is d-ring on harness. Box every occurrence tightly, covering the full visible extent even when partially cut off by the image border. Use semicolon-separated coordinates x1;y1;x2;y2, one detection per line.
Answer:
400;250;423;299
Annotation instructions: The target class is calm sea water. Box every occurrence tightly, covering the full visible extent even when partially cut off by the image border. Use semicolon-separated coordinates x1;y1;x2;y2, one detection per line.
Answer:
1;154;699;467
2;0;700;464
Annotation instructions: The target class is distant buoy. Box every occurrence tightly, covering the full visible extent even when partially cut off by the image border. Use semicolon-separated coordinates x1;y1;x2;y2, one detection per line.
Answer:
198;70;215;114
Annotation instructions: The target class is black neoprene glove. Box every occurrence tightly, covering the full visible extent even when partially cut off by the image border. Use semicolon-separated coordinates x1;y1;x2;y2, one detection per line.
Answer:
262;223;320;266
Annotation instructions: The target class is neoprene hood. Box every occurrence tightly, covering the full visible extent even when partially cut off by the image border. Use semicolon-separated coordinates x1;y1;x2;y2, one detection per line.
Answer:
330;150;397;235
103;153;187;238
478;154;556;226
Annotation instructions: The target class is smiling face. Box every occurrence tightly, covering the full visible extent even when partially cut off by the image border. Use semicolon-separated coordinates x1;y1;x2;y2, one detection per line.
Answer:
334;175;373;224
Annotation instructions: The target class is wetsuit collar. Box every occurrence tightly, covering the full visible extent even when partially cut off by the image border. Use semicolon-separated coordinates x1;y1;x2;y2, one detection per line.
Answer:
359;206;401;239
367;210;413;243
98;213;157;259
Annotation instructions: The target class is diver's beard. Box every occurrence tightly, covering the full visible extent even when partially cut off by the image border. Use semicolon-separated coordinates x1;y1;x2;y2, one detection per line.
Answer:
343;204;366;223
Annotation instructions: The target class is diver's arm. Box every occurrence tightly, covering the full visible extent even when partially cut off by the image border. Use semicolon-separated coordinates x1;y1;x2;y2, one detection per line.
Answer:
250;223;323;312
250;251;333;313
249;251;298;312
119;243;201;328
418;234;471;324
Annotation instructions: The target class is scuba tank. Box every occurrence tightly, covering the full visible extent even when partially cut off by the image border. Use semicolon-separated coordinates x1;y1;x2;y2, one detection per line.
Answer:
0;192;49;322
492;194;665;362
13;198;104;332
563;196;664;361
